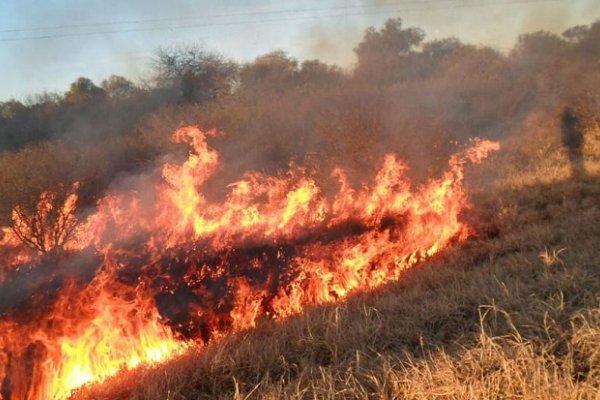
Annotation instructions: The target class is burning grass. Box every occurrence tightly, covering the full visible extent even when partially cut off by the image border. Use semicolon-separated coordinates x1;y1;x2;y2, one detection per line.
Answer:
0;127;499;399
69;124;600;399
1;16;599;399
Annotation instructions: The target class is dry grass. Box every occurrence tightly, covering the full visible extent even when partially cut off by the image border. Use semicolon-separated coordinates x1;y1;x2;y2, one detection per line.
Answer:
73;120;600;400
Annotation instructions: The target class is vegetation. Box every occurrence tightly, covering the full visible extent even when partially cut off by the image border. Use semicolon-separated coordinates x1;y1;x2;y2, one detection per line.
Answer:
2;18;599;226
72;105;600;400
0;16;599;399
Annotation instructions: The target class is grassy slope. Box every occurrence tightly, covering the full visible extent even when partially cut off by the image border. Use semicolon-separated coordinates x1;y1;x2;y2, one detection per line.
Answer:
74;119;600;400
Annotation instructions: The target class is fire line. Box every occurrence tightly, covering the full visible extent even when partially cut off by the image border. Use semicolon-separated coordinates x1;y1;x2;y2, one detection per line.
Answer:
0;127;499;400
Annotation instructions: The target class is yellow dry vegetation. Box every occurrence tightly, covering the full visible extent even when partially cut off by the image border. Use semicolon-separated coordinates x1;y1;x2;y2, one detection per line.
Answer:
72;115;600;400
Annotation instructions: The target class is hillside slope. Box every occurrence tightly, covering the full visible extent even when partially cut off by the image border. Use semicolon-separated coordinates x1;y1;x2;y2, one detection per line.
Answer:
73;118;600;400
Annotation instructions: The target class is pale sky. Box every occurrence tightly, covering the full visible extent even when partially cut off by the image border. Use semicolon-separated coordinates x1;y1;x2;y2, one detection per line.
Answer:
1;0;599;101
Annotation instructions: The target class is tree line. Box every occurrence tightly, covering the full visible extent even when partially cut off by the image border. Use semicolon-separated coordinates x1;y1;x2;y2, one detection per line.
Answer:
0;17;598;242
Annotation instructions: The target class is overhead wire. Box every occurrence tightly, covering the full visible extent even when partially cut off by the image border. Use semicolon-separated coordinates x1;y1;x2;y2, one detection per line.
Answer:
0;0;488;34
0;0;568;42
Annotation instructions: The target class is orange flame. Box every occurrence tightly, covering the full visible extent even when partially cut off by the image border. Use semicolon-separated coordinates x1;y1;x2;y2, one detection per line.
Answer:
0;127;499;399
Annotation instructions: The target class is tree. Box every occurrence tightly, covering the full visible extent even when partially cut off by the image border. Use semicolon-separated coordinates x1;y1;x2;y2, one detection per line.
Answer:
64;77;106;104
511;31;568;61
562;25;590;43
0;100;26;120
101;75;137;98
154;45;238;103
239;51;299;95
573;20;600;57
422;38;465;62
11;183;80;253
354;18;425;83
296;60;345;89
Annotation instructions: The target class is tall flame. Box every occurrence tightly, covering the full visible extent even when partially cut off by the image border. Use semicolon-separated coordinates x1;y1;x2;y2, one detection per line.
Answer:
0;127;499;399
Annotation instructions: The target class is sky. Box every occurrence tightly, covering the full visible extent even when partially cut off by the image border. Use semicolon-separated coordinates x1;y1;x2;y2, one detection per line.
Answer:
1;0;599;101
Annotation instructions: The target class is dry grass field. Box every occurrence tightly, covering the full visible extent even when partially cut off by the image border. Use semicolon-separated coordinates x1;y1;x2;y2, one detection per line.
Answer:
72;114;600;400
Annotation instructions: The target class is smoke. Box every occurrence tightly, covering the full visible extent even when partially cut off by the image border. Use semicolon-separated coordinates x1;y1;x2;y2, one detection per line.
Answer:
0;1;598;338
299;24;362;67
0;249;100;315
2;9;600;397
318;0;600;53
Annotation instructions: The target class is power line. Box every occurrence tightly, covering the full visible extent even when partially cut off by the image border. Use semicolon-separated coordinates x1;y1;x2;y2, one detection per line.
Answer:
0;0;567;43
0;0;468;34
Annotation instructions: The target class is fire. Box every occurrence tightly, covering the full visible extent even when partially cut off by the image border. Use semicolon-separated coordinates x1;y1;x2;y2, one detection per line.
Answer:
0;126;499;399
0;253;187;400
37;282;186;400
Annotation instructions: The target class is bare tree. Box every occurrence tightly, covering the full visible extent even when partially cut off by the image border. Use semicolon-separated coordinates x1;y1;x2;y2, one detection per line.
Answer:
11;183;80;253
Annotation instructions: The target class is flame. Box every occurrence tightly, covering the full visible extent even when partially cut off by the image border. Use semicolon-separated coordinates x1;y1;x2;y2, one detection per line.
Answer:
36;286;186;400
0;253;187;400
0;127;499;399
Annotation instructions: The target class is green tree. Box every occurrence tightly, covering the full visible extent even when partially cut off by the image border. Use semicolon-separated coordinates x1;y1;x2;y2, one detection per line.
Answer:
354;18;425;83
511;31;568;62
239;51;298;95
154;45;238;103
0;100;26;120
573;20;600;57
562;25;590;43
296;60;345;89
101;75;137;98
64;77;106;104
